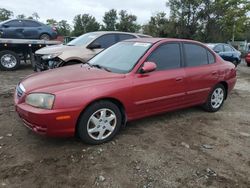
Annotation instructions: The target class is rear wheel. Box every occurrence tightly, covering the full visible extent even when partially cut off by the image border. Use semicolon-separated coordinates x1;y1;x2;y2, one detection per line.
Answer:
0;50;20;71
40;33;50;40
77;101;122;144
203;84;226;112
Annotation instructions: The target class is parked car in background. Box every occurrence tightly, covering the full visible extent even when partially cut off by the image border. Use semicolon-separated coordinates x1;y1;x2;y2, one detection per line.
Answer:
245;51;250;67
0;19;57;40
15;38;236;144
206;43;241;66
34;31;151;71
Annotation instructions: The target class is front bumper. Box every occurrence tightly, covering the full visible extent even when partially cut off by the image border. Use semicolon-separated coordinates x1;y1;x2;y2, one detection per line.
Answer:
15;102;81;137
34;54;63;71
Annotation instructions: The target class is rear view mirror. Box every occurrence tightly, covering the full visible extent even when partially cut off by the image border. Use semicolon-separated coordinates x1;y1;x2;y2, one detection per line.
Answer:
87;42;101;49
140;62;157;74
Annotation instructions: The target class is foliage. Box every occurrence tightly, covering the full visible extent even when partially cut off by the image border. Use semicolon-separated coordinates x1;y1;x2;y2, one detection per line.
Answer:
0;8;13;21
72;14;100;36
116;10;140;32
102;9;117;31
57;20;71;36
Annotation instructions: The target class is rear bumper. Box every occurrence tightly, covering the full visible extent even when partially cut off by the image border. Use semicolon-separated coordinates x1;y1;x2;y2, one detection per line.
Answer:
15;103;81;137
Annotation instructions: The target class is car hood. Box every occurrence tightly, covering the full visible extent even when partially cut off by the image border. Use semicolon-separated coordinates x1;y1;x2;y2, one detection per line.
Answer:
21;65;125;94
35;44;85;55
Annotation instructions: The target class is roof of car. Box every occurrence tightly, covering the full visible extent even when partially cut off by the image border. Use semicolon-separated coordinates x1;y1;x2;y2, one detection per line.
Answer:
88;31;151;37
124;37;205;44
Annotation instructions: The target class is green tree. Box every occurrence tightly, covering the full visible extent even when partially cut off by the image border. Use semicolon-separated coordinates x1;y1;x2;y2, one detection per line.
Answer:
46;19;57;26
57;20;71;36
167;0;202;39
102;9;118;31
0;8;13;21
16;14;26;19
143;12;173;37
72;14;100;36
116;10;140;32
32;12;40;20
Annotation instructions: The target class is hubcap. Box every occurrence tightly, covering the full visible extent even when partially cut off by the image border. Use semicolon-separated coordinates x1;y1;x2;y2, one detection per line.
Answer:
1;54;17;68
211;88;224;109
87;108;117;141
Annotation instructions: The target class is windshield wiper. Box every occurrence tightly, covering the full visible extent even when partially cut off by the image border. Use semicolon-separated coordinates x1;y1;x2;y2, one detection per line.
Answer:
87;64;111;72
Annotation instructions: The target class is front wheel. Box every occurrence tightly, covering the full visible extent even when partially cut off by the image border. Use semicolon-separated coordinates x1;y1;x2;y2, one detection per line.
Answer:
203;84;226;112
0;50;20;71
77;101;122;144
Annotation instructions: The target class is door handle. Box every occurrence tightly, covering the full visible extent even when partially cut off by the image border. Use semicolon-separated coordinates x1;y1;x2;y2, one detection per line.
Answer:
175;77;183;82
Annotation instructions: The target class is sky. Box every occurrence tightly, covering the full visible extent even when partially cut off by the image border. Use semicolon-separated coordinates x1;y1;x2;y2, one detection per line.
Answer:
1;0;170;25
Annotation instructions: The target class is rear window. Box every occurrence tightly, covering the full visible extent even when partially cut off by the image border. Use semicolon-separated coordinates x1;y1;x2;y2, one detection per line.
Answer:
118;34;136;41
184;43;209;67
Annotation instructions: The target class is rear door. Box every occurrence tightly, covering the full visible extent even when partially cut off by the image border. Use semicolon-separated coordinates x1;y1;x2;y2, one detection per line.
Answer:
23;20;41;39
183;42;219;105
132;42;187;116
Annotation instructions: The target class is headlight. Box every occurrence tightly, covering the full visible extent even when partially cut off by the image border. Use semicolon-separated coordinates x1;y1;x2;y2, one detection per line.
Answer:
25;93;55;109
42;53;61;60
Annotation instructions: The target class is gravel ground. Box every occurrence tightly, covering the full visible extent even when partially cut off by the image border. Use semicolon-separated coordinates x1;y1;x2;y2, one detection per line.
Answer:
0;62;249;188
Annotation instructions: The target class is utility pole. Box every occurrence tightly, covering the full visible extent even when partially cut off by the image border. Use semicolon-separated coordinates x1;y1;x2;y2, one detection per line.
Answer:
232;20;236;43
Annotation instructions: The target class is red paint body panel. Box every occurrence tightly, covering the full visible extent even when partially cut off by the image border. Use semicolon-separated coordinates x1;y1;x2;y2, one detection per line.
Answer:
14;38;237;137
245;52;250;65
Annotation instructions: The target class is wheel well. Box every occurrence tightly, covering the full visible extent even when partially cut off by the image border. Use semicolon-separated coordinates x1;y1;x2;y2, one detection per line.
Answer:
219;81;228;99
40;33;51;38
64;60;83;66
75;98;127;135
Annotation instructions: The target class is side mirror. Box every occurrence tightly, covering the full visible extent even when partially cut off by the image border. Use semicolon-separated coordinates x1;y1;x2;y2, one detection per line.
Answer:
140;62;157;74
87;42;101;49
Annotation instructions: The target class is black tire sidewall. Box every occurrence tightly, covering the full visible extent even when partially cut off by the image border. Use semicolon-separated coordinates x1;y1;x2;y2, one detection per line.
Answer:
77;101;122;144
204;84;226;112
0;50;20;71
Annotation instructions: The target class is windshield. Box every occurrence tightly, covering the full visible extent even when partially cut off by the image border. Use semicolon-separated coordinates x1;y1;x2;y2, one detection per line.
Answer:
67;33;99;46
88;41;152;74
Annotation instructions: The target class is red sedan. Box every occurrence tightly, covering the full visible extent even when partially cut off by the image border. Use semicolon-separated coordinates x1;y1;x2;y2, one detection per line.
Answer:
15;38;236;144
245;52;250;67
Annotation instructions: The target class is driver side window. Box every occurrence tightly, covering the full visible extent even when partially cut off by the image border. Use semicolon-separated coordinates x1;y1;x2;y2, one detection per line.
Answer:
93;34;116;49
146;43;181;71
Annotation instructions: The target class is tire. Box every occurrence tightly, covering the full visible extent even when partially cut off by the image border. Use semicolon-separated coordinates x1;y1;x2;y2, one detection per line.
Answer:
77;101;122;144
40;33;51;40
203;84;226;112
247;64;250;67
0;50;20;71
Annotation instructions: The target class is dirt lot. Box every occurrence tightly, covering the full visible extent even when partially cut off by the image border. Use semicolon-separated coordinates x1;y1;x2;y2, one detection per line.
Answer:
0;62;249;188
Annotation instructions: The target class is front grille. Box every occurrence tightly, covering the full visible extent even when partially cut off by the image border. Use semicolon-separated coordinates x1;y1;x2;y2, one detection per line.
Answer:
16;85;24;98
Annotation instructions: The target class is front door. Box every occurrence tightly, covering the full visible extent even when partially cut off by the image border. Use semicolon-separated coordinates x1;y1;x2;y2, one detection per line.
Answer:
131;42;186;117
